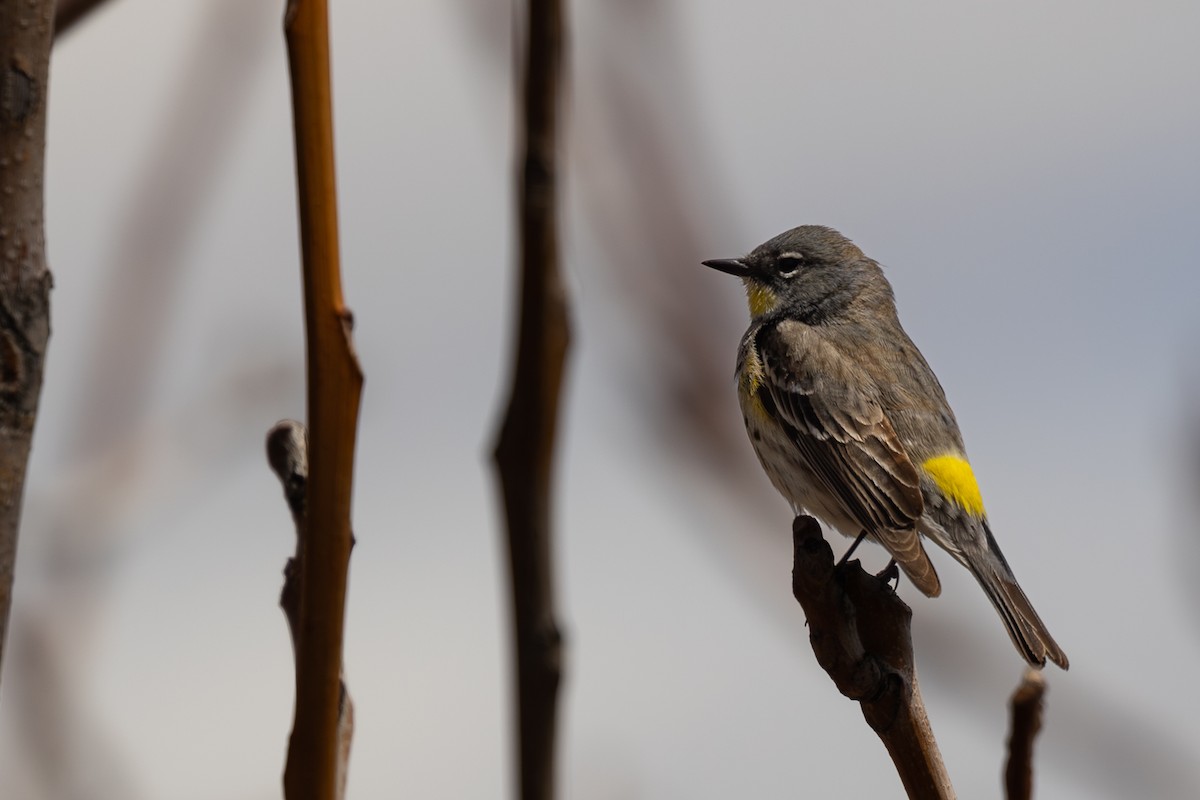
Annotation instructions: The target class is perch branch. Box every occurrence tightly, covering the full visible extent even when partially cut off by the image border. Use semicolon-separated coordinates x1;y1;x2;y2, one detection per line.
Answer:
491;1;571;799
0;0;55;689
790;516;955;800
1004;668;1046;800
281;1;363;798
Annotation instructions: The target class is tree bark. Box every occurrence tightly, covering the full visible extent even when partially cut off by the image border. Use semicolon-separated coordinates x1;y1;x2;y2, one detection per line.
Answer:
1004;668;1046;800
790;516;956;799
0;0;55;689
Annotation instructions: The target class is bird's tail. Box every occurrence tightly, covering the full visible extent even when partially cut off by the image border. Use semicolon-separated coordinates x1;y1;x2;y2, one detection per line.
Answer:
963;522;1069;670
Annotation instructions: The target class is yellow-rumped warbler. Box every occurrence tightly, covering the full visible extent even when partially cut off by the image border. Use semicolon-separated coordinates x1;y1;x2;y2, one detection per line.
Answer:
704;225;1068;669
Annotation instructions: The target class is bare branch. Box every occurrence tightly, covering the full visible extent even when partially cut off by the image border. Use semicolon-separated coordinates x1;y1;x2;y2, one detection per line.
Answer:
0;0;55;689
790;516;956;799
1005;668;1046;800
491;1;570;799
281;1;363;797
267;420;353;800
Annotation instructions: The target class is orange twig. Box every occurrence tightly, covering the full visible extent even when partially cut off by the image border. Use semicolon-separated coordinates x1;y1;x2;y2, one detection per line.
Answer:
281;2;363;798
268;421;354;800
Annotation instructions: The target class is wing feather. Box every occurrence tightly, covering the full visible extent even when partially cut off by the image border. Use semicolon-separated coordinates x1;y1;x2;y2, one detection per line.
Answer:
755;320;939;593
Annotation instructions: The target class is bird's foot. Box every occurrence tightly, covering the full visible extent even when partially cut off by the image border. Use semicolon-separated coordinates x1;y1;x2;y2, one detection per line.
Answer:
836;530;869;568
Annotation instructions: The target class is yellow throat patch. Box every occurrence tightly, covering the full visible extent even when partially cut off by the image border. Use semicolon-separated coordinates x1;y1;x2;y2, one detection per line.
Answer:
922;454;985;516
745;281;779;318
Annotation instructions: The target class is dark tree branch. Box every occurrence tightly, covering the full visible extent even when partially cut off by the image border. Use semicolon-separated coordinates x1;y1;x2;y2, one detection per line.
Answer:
53;0;116;38
0;0;55;690
790;516;955;799
281;1;363;798
491;1;571;799
1005;668;1046;800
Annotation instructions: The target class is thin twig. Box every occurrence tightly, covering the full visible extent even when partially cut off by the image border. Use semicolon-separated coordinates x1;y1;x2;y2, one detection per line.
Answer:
0;0;55;690
491;1;570;799
1005;668;1046;800
53;0;117;38
281;1;363;798
790;516;955;799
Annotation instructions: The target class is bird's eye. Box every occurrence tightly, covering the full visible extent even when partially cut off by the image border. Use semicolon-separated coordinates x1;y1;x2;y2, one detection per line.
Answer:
775;254;804;275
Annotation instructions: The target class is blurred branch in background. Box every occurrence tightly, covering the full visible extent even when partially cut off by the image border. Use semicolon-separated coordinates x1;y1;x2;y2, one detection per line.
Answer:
556;0;795;595
1004;669;1045;800
492;1;571;799
791;517;955;800
2;2;278;797
575;0;751;474
281;0;363;797
53;0;117;38
0;0;56;688
9;610;139;800
63;0;272;462
4;360;293;800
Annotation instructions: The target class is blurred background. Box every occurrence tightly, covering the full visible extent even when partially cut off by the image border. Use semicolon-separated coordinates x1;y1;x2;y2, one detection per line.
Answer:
2;0;1199;797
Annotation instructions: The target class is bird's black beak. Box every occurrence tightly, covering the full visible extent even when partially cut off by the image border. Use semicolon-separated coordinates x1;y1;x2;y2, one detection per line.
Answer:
702;258;750;277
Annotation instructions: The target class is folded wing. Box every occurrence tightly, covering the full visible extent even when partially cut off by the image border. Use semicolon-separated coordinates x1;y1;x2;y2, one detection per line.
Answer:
755;319;940;596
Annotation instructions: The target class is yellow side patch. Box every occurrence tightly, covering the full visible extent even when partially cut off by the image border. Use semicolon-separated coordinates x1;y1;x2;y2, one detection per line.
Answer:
922;454;986;516
745;281;779;318
738;347;770;420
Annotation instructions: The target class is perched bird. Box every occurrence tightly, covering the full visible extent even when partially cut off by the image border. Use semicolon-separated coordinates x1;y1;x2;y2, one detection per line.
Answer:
703;225;1068;669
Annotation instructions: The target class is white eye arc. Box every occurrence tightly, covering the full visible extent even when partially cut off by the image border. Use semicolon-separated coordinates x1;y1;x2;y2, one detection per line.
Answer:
775;252;805;277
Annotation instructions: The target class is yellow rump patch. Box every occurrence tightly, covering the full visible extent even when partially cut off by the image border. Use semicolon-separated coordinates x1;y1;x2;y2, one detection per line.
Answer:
922;454;985;516
745;281;779;318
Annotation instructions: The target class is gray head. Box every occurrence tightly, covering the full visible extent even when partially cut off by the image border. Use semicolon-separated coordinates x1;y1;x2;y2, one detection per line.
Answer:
703;225;893;322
